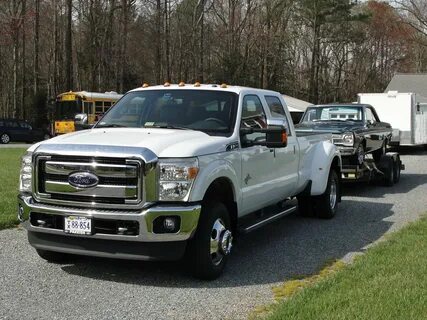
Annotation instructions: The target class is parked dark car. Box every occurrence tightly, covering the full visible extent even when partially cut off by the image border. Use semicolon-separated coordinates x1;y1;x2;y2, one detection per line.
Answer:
296;104;392;165
0;119;51;144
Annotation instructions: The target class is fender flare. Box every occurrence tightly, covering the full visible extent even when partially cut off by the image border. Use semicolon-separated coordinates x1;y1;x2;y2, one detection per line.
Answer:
309;142;341;196
189;159;240;205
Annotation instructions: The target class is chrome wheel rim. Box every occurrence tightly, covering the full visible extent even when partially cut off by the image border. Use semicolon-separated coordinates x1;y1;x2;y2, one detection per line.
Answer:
329;178;337;209
210;218;232;266
1;134;9;144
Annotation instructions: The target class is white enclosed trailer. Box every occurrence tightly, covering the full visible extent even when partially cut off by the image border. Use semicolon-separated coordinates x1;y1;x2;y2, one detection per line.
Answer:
357;91;427;146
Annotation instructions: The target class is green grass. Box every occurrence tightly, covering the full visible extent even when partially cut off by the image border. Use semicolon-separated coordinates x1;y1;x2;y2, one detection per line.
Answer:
264;217;427;320
0;148;26;229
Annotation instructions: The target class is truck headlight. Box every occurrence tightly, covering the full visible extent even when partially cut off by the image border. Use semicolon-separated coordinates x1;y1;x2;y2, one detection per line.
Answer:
341;132;354;146
158;158;199;201
19;152;33;193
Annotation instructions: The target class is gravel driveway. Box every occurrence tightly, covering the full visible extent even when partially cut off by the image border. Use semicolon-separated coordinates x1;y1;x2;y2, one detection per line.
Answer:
1;148;426;320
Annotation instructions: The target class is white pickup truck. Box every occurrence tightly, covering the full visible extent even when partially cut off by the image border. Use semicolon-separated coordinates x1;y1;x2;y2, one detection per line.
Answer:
18;84;341;279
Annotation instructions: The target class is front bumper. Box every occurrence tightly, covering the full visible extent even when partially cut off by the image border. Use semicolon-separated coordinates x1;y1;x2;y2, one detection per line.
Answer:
18;194;201;261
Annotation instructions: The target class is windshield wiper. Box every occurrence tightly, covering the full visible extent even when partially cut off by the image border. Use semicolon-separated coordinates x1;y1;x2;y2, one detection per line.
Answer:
145;124;193;130
96;124;127;128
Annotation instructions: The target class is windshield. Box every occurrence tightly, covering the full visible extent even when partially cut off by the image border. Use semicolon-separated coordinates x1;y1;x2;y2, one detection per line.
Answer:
302;106;363;122
55;101;81;120
96;90;238;136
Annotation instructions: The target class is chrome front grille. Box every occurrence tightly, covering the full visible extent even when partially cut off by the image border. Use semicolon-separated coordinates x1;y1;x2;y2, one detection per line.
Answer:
34;155;143;208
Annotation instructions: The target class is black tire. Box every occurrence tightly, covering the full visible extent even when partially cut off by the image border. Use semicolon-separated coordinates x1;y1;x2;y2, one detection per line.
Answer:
36;249;71;263
393;156;401;184
381;156;394;187
373;140;387;163
314;170;339;219
187;201;232;280
1;132;11;144
297;195;314;217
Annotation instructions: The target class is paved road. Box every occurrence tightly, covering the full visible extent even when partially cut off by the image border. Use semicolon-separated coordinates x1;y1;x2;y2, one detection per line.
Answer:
1;148;426;320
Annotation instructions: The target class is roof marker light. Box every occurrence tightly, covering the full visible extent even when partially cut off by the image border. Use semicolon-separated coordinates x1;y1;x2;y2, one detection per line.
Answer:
194;82;201;87
164;82;171;87
220;83;228;88
142;83;149;88
178;81;185;87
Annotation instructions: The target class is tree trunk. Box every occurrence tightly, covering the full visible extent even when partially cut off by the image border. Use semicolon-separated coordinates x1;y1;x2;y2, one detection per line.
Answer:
34;0;39;95
53;0;58;95
65;0;73;91
155;0;162;84
164;0;170;81
21;0;26;119
120;0;128;92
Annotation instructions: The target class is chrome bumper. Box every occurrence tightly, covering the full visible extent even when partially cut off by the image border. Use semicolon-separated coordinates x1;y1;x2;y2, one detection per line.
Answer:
336;146;355;156
18;195;201;243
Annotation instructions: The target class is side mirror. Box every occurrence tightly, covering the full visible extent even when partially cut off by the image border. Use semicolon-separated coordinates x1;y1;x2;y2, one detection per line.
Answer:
240;118;288;148
266;119;288;148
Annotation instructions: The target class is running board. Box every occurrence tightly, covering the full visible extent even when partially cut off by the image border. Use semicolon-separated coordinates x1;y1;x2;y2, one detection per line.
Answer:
239;205;297;234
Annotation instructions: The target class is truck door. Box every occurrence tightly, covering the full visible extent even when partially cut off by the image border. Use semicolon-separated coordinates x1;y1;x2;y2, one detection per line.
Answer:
239;94;278;215
365;106;388;152
264;95;299;197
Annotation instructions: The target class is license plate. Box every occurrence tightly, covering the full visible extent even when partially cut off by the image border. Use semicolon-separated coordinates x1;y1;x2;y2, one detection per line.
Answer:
64;216;92;235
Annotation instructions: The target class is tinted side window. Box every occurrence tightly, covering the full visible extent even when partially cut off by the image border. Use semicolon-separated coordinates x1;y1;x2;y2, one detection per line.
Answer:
6;121;18;127
265;96;292;136
241;95;267;146
19;122;31;129
0;120;3;126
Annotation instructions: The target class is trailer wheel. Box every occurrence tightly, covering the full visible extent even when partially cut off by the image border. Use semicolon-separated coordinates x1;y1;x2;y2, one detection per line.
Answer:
381;156;395;187
393;155;401;184
187;201;232;280
314;170;339;219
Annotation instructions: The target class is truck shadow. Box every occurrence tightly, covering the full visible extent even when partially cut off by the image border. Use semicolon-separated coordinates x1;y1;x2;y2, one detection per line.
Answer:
60;199;394;288
342;173;427;198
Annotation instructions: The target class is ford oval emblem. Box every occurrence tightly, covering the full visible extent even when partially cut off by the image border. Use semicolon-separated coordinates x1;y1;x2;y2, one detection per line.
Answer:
68;172;99;188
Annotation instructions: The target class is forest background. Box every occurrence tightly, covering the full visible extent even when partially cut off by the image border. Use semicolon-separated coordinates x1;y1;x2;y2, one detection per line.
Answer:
1;0;427;125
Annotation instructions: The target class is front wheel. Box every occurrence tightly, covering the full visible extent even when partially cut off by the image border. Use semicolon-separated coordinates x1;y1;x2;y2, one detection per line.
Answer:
187;201;233;280
314;170;339;219
1;133;10;144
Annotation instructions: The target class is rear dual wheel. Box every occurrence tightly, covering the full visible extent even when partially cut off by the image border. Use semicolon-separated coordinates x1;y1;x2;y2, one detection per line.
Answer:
297;169;339;219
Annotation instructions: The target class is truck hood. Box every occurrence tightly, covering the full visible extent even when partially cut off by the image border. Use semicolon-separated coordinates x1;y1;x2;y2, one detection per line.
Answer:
295;121;364;134
37;128;232;158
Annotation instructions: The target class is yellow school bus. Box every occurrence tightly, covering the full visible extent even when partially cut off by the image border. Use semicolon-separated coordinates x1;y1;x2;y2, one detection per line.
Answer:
54;91;123;135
